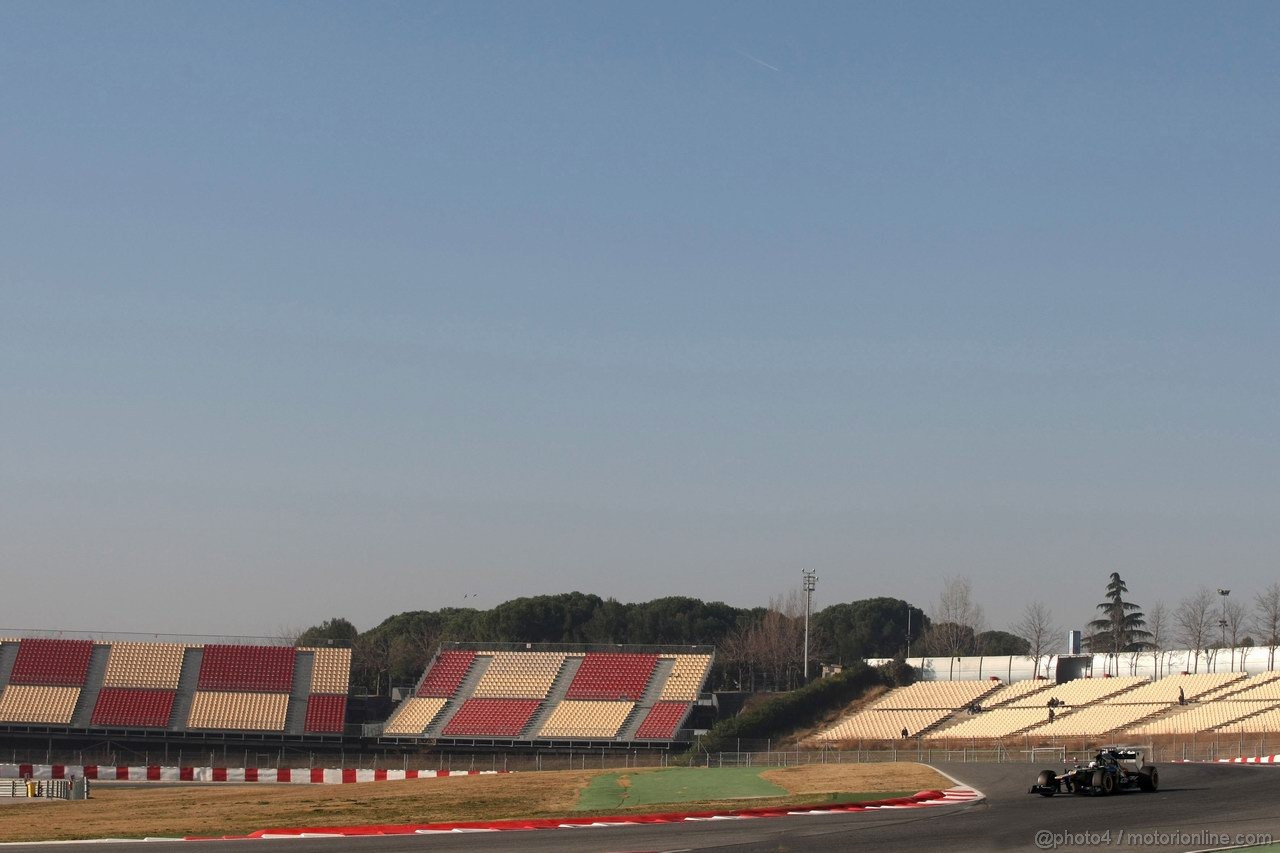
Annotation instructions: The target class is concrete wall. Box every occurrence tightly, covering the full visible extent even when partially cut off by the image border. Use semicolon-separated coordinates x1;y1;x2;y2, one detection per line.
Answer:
868;645;1279;682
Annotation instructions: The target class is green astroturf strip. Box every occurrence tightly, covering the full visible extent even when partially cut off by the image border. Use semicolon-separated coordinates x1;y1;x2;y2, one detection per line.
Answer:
576;767;790;810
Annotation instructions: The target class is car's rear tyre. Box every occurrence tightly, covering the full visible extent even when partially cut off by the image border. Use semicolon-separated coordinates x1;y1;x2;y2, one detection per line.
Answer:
1036;770;1057;796
1096;770;1115;795
1144;768;1159;792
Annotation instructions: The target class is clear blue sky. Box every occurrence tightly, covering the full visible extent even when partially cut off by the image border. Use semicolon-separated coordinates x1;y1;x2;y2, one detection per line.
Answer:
2;2;1277;638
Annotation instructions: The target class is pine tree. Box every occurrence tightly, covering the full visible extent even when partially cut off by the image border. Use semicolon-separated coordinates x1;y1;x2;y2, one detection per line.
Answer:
1086;572;1152;652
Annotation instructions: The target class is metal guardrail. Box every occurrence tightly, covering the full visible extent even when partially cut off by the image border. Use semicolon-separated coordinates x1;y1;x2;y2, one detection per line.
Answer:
3;779;87;800
0;629;342;647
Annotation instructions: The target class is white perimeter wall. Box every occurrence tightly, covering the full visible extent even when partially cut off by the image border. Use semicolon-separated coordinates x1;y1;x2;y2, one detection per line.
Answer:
868;646;1280;682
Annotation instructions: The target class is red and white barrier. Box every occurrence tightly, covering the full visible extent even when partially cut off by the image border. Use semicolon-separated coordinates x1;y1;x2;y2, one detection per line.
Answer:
230;785;984;840
1217;755;1280;764
0;764;505;784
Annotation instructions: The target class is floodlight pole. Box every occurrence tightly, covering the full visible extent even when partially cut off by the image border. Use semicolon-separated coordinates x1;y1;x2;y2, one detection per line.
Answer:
1218;589;1231;672
802;570;818;681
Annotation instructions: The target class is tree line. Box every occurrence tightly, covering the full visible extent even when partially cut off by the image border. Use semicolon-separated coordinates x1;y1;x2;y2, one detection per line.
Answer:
910;573;1280;679
296;592;932;696
1081;573;1280;676
295;576;1280;697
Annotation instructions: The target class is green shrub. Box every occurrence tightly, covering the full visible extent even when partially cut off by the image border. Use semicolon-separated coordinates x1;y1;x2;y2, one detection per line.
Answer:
688;662;894;755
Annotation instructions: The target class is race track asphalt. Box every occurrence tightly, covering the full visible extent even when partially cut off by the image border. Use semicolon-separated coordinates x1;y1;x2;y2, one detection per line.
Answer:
5;762;1280;852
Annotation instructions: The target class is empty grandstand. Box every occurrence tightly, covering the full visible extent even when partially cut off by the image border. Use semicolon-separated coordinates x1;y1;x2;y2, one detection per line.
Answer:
376;643;715;746
813;679;1003;742
9;626;1280;769
0;636;350;743
819;671;1280;745
0;635;713;755
849;669;1280;745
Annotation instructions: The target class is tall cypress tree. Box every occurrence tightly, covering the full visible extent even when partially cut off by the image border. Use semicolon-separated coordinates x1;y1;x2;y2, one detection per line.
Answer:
1087;572;1152;652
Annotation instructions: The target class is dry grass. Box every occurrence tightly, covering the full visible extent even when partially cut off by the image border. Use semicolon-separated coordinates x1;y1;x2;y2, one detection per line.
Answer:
760;763;948;794
0;763;949;843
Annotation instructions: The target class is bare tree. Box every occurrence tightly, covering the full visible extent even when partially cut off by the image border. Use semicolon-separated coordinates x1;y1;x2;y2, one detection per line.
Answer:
273;626;305;647
1011;601;1057;679
718;591;805;692
1224;598;1247;672
758;591;805;690
1175;588;1216;673
353;632;393;696
717;626;755;692
924;576;986;672
1146;602;1169;680
1254;583;1280;670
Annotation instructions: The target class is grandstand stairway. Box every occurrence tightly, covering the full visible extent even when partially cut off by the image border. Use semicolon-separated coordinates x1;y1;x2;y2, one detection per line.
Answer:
617;657;677;741
423;655;492;738
70;644;112;728
520;656;583;739
915;681;1006;737
283;651;315;735
0;642;18;688
168;647;203;731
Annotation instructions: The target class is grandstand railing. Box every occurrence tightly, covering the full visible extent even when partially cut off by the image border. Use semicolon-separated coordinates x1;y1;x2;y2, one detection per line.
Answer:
0;629;351;648
440;641;714;655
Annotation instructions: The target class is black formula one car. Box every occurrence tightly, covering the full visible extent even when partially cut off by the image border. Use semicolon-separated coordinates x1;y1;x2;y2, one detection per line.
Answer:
1029;747;1159;796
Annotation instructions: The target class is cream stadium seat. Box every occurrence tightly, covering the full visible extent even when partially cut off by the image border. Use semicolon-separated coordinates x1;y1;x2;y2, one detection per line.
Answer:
383;697;448;735
926;708;1052;740
305;647;353;695
187;691;288;731
1003;676;1145;708
983;680;1055;708
0;685;80;724
1025;703;1166;737
1127;701;1278;735
1202;671;1280;700
1218;679;1280;702
1115;672;1246;704
1217;705;1280;733
472;652;567;698
658;655;713;701
102;642;188;690
813;709;950;742
869;680;995;711
536;701;634;739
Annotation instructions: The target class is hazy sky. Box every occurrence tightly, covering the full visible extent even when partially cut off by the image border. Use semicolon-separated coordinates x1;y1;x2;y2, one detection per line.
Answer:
2;2;1277;639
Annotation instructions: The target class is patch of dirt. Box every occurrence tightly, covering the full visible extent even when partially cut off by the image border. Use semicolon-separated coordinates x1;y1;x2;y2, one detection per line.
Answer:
760;763;949;795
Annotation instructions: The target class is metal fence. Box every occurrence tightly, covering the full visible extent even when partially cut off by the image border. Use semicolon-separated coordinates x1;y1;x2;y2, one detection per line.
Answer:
8;732;1279;774
1;779;84;799
693;734;1280;768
